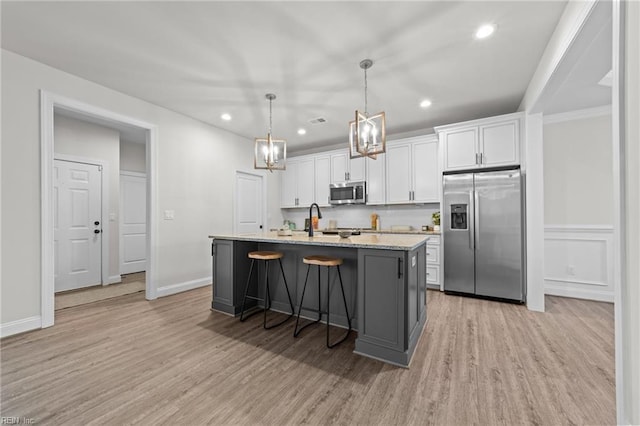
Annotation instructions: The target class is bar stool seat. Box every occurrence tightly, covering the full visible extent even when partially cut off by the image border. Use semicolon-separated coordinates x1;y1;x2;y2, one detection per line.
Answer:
240;250;294;329
294;255;352;348
303;255;343;267
249;251;284;261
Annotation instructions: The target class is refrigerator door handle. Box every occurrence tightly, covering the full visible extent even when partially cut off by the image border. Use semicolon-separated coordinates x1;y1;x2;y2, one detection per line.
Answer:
474;190;480;249
469;190;475;250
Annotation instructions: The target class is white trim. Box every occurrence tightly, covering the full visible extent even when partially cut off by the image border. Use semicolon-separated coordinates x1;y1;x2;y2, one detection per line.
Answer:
544;225;614;302
544;224;614;233
106;275;122;285
155;277;210;298
120;170;146;178
543;105;612;124
524;112;545;312
41;90;159;330
544;285;614;303
0;316;42;338
433;111;524;134
611;0;626;422
54;154;111;287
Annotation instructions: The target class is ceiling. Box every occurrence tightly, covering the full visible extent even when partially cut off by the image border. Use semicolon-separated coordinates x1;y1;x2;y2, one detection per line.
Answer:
1;1;582;151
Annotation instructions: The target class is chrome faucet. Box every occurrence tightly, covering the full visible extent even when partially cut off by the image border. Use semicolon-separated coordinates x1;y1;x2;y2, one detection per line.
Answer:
308;203;322;237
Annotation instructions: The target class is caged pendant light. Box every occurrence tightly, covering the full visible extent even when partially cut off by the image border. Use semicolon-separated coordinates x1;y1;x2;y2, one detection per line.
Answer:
349;59;386;159
255;93;286;172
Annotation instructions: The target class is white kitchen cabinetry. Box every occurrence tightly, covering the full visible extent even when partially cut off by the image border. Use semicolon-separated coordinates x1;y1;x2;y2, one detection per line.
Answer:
365;156;385;205
330;150;365;184
280;155;315;208
314;155;331;207
436;113;522;171
386;136;439;205
426;235;442;289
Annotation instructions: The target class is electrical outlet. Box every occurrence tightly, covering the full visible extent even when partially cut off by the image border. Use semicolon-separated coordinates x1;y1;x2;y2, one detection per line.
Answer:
567;265;575;276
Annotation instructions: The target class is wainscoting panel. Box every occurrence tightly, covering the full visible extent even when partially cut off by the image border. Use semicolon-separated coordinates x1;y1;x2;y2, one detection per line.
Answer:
544;226;614;302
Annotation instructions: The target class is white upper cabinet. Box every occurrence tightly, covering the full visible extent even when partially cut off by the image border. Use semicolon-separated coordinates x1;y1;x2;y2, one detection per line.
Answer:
385;135;439;205
479;120;519;167
349;156;366;181
330;150;366;183
386;142;412;204
442;128;478;170
280;159;299;208
436;113;522;171
412;139;439;203
314;155;331;207
365;156;386;205
280;155;315;208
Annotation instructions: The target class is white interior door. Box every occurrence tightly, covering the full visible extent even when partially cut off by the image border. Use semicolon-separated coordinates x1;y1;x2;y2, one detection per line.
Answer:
120;172;147;275
235;172;263;234
54;159;102;292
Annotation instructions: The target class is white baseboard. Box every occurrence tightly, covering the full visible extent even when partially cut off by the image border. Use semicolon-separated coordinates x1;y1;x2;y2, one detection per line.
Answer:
544;225;614;302
544;282;614;302
105;275;122;285
1;316;42;338
155;277;210;298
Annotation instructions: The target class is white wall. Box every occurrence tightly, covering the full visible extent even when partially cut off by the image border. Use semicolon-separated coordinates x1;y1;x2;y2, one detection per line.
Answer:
1;49;281;328
120;140;146;173
544;111;613;225
54;113;121;282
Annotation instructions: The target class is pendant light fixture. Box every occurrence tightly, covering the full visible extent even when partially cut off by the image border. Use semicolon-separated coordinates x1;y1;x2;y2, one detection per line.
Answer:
255;93;286;172
349;59;386;159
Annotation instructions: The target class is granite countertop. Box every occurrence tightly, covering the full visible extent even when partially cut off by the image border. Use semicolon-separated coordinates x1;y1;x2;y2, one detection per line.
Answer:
359;228;440;235
209;231;429;250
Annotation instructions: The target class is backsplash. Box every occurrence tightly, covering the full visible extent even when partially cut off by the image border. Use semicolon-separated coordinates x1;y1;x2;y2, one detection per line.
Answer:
281;203;440;231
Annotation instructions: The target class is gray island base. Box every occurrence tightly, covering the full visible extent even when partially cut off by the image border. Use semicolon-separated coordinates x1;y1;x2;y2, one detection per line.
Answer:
209;232;428;367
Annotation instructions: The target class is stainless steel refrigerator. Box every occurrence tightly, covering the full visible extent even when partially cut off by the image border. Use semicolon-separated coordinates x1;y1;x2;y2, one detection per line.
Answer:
443;166;525;302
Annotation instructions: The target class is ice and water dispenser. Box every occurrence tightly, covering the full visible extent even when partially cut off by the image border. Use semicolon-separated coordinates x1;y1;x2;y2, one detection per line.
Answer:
450;204;468;230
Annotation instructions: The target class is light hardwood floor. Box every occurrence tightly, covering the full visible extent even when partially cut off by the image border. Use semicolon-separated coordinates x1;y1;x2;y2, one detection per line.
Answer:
1;288;615;425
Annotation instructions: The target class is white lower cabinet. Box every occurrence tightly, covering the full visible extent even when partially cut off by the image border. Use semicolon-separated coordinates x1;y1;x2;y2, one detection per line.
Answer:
426;235;442;289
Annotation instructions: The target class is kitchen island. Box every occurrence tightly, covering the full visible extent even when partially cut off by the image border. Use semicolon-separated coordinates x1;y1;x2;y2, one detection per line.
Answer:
209;232;428;367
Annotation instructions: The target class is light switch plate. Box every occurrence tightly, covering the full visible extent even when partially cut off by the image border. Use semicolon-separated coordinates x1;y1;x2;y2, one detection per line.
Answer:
164;210;175;220
109;213;117;221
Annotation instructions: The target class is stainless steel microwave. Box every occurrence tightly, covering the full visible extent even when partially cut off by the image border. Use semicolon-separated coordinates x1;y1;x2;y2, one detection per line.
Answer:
329;181;366;205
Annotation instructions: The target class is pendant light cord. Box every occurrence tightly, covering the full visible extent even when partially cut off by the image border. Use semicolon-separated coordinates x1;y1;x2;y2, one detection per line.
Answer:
268;97;273;134
364;67;368;117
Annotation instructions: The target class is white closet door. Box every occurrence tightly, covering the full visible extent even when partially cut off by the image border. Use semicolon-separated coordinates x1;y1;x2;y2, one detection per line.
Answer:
120;172;147;274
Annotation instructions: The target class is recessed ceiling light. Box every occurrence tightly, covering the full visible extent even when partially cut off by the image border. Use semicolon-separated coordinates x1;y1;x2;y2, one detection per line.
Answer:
221;113;232;121
420;99;432;108
475;24;496;39
297;128;307;135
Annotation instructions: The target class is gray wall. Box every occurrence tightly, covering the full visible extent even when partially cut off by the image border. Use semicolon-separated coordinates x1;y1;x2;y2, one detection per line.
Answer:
0;49;282;326
120;140;146;173
543;113;613;225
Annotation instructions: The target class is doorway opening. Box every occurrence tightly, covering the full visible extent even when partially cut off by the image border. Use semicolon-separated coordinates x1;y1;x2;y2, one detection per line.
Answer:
41;91;158;327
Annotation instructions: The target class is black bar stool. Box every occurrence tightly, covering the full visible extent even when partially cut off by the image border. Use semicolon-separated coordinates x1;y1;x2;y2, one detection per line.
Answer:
294;255;352;348
240;251;295;329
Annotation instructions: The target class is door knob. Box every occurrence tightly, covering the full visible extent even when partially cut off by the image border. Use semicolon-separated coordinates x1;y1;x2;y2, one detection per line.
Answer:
94;221;100;226
94;229;101;234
